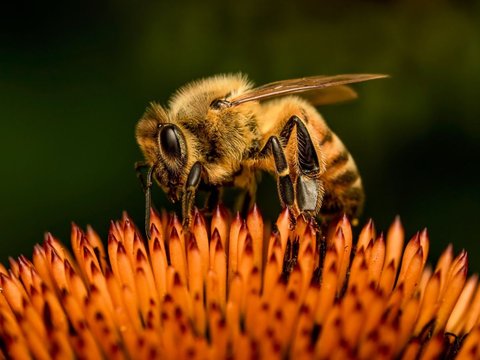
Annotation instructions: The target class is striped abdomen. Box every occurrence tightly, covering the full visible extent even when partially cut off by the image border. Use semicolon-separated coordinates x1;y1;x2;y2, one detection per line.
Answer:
318;129;364;219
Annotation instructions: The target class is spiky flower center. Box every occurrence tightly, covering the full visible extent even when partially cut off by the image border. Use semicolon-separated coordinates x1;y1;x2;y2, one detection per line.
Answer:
1;206;479;359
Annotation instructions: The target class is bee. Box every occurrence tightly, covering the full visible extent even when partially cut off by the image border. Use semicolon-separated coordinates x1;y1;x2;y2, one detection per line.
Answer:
135;73;387;234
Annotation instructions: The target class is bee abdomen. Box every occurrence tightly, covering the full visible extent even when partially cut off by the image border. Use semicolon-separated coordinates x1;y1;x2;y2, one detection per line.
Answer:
320;132;364;218
327;150;350;171
331;169;360;187
320;129;356;176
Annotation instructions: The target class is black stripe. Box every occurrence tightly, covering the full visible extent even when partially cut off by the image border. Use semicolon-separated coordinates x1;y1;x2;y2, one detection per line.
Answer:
332;170;359;187
329;151;349;168
319;130;333;146
344;186;364;202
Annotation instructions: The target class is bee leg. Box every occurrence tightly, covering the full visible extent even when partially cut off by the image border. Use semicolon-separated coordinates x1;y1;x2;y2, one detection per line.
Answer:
236;183;256;218
279;116;320;173
201;185;222;214
134;161;149;193
259;136;295;221
294;119;322;215
231;166;259;216
280;115;323;217
135;161;157;238
143;165;156;239
241;190;253;217
182;162;203;228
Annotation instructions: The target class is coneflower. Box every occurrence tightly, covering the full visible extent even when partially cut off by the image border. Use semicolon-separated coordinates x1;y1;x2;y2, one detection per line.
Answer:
0;205;479;359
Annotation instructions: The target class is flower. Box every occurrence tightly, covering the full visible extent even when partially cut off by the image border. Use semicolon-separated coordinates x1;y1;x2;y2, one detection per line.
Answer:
1;205;479;359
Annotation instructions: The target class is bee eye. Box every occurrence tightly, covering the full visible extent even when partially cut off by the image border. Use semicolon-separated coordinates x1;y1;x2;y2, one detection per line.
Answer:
159;125;181;158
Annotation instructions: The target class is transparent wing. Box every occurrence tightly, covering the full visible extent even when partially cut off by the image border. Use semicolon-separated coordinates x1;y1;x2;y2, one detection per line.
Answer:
229;74;388;106
299;84;358;106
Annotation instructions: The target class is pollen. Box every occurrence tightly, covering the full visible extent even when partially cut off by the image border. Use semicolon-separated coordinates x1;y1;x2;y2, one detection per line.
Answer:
0;205;479;359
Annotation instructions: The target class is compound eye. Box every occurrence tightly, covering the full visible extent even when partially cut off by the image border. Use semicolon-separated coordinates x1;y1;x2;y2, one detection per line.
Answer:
159;125;181;158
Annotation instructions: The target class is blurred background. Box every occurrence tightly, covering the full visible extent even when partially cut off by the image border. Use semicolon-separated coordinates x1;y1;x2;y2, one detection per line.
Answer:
1;0;479;270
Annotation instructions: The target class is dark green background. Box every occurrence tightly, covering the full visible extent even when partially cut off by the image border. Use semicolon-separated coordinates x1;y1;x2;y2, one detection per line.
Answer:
1;1;479;271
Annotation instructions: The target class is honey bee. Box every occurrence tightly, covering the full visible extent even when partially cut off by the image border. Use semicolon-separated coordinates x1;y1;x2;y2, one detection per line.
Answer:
136;73;387;234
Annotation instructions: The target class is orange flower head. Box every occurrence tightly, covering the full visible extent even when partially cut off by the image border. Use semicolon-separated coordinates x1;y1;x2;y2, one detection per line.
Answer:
1;205;479;359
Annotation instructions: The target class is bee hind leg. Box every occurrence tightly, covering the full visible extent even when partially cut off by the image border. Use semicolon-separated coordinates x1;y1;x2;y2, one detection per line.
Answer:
280;115;324;219
259;136;296;224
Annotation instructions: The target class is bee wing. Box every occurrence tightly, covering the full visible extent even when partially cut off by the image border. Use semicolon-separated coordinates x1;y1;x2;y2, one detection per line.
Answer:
299;84;358;106
229;74;388;106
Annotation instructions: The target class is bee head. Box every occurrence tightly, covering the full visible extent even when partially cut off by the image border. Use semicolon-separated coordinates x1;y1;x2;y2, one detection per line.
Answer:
156;122;189;201
136;103;190;202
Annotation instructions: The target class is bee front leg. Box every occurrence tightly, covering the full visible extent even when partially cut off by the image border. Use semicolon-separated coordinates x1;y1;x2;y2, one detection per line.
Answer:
259;136;296;224
134;161;149;193
136;163;156;239
182;162;203;228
